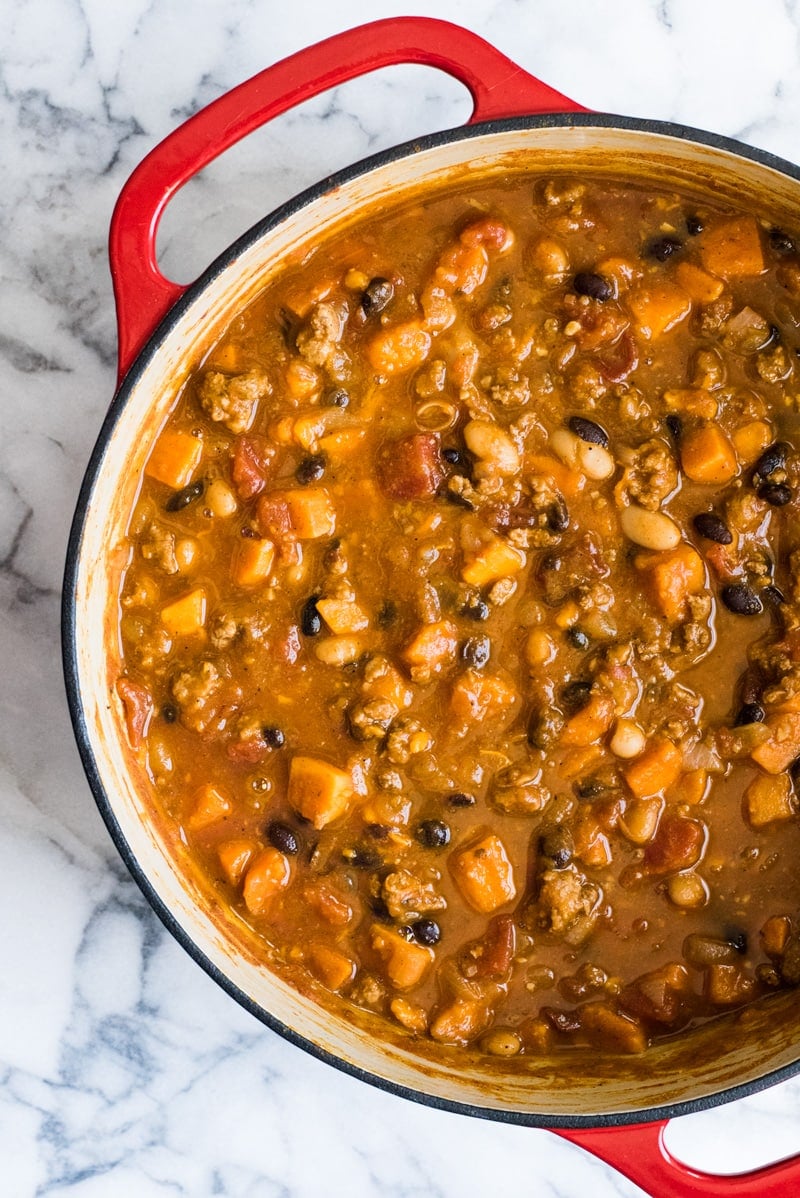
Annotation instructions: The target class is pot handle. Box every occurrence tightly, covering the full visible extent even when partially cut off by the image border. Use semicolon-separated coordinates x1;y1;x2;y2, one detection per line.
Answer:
109;16;586;382
556;1121;800;1197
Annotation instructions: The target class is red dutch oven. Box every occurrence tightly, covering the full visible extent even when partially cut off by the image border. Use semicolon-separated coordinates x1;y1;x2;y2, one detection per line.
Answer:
63;18;800;1196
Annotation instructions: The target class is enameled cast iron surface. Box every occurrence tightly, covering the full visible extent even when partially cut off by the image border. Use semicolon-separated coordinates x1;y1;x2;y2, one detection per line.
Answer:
64;115;800;1127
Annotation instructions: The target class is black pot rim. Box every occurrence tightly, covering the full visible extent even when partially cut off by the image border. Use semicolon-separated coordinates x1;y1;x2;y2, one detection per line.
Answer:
62;110;800;1131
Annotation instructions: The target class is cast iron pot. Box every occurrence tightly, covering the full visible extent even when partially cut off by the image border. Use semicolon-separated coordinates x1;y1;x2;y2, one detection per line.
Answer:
62;18;800;1196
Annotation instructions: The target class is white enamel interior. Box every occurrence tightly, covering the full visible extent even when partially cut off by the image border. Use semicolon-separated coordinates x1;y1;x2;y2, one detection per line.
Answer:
71;122;800;1120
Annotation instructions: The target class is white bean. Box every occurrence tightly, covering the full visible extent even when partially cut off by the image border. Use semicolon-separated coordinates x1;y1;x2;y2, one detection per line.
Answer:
550;426;580;468
578;441;615;480
610;719;646;759
667;872;709;909
206;478;238;518
620;504;681;551
463;420;520;477
314;635;364;666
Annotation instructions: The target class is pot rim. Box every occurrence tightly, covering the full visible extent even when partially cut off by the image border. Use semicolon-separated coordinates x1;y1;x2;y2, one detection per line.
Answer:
63;110;800;1129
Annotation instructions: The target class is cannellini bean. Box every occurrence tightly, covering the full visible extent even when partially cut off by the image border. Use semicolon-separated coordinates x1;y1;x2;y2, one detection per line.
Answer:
463;420;520;477
619;796;662;845
529;236;569;280
174;537;198;572
620;504;681;551
550;426;580;468
610;719;646;759
525;628;555;667
205;479;238;518
667;872;709;909
314;635;364;666
481;1028;522;1057
577;441;615;480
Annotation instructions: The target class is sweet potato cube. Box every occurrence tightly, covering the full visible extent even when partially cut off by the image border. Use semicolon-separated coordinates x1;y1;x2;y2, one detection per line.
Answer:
362;658;413;710
450;670;519;731
287;755;354;829
315;597;369;635
116;676;153;748
526;454;585;498
705;963;755;1005
145;429;203;489
370;925;434;990
761;915;791;958
635;543;706;623
401;620;459;675
680;424;738;485
627;281;691;339
232;537;275;587
743;773;796;829
625;739;683;798
429;998;488;1046
700;217;764;278
160;587;207;636
461;536;526;587
751;711;800;774
280;488;336;539
450;832;516;914
242;847;291;915
580;1003;647;1054
187;783;232;831
560;693;615;747
218;838;259;886
306;943;356;991
732;421;773;465
367;321;432;375
673;261;724;304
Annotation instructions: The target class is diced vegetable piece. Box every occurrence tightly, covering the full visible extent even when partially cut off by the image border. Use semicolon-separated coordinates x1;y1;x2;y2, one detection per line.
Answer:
390;998;428;1034
761;915;791;958
526;453;585;498
461;536;526;587
625;739;683;797
285;358;320;399
145;429;202;489
619;963;692;1025
743;773;796;829
732;421;773;464
700;216;764;278
627;281;691;339
218;838;259;886
377;433;444;499
370;925;434;990
643;814;705;874
673;261;724;303
450;670;519;732
475;915;517;978
287;755;354;828
116;676;153;748
751;711;800;774
635;543;706;622
429;998;488;1046
232;537;275;587
242;847;291;915
673;768;710;806
187;783;232;830
367;321;432;374
580;1003;647;1054
306;943;356;991
401;620;459;675
683;933;738;967
303;880;353;927
161;587;207;636
277;488;337;539
318;427;366;455
362;658;413;710
560;693;615;747
450;832;516;913
705;963;755;1005
231;434;274;499
315;597;369;635
680;424;738;484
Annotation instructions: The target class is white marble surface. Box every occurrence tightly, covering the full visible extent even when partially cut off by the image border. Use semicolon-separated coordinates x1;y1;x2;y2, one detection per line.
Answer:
4;0;800;1193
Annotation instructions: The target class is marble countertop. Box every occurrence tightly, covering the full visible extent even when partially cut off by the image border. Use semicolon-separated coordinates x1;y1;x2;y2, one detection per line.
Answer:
4;0;800;1193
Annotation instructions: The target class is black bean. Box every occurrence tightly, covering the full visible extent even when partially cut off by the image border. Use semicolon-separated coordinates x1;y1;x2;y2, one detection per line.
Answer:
546;497;570;533
724;927;748;954
412;918;441;946
541;827;574;869
162;703;177;723
300;594;322;636
753;441;789;481
573;271;613;301
561;679;592;713
295;454;326;485
347;844;382;869
686;215;704;236
734;702;766;726
566;627;590;651
462;635;491;668
416;819;451;849
261;725;286;749
448;791;476;808
721;583;764;616
769;228;795;255
361;277;394;316
327;387;350;408
366;823;390;839
665;414;683;444
762;584;786;607
574;778;606;800
445;486;476;511
267;821;299;855
692;511;733;545
758;482;792;507
569;416;609;448
645;236;682;262
462;597;490;621
165;478;204;512
376;599;398;628
442;447;467;467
